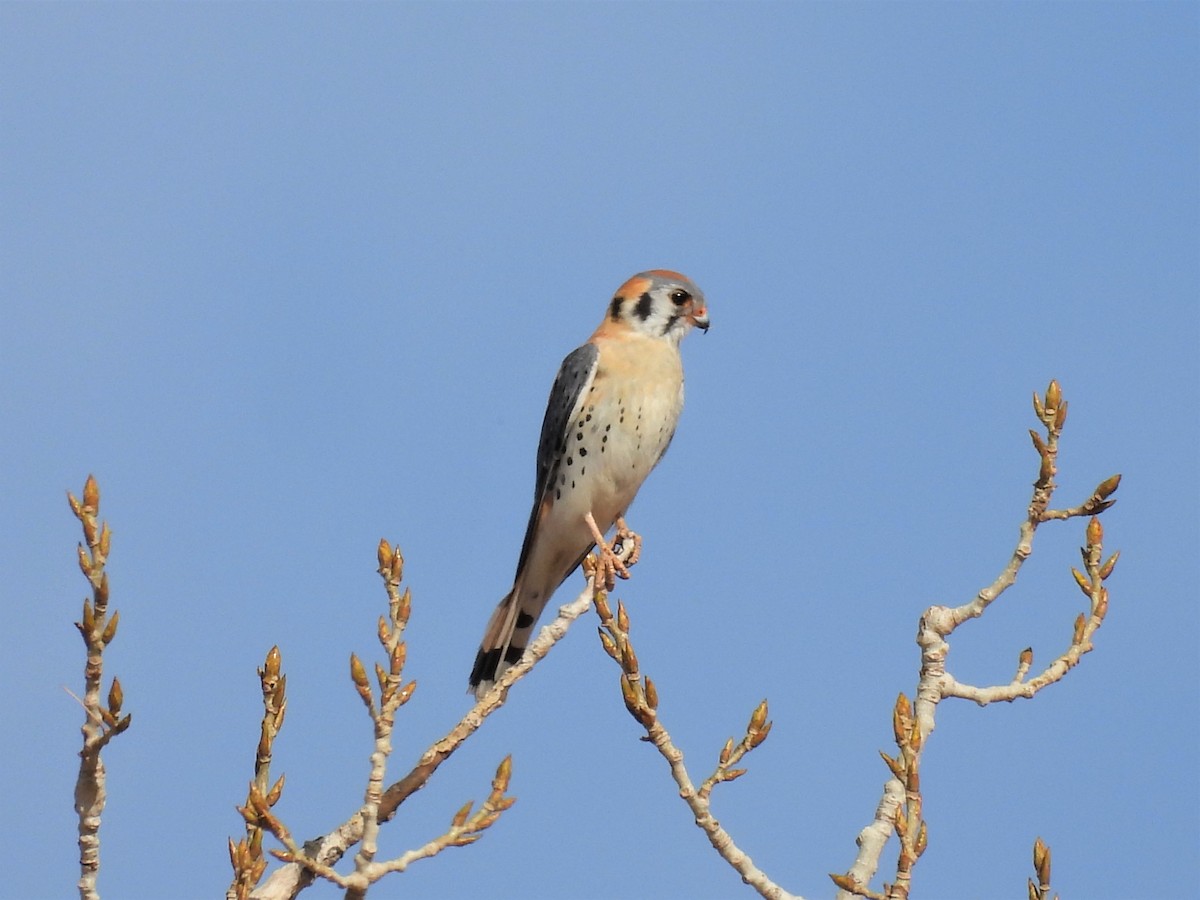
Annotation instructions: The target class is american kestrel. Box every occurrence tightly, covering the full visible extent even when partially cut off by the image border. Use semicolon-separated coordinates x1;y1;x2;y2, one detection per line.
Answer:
469;269;709;698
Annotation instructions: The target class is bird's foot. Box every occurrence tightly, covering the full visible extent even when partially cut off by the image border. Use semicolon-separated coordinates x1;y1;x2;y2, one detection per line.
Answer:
612;517;642;568
584;512;636;591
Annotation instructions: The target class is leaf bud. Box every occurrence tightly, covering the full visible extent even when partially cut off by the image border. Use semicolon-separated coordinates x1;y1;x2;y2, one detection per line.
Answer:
616;600;630;634
349;653;369;690
1044;380;1061;411
83;474;100;510
644;676;659;710
101;609;120;645
1094;473;1122;500
107;677;124;714
1071;567;1092;596
748;699;769;735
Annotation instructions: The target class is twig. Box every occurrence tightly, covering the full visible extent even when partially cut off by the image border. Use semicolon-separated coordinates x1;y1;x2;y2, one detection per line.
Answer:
250;541;593;900
1028;836;1058;900
832;381;1120;899
228;646;288;900
269;755;516;890
69;475;131;900
340;541;419;899
593;586;799;900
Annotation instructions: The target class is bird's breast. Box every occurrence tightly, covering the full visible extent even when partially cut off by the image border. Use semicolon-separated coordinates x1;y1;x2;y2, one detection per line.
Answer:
549;338;684;522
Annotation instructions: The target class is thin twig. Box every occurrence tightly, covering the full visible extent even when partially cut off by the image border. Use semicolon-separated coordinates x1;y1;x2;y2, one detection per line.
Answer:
70;475;131;900
593;589;799;900
228;646;287;900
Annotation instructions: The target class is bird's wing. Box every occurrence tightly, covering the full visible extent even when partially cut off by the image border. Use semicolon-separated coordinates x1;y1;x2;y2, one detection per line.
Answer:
512;341;600;582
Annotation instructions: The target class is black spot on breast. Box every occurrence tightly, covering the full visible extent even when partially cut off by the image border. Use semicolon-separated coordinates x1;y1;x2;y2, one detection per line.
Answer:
516;611;535;629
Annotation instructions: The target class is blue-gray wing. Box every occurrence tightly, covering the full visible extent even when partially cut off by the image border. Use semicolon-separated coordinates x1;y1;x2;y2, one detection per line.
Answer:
512;342;599;580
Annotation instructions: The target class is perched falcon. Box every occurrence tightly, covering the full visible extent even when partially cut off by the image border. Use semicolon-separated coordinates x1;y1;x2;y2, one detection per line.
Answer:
469;269;709;698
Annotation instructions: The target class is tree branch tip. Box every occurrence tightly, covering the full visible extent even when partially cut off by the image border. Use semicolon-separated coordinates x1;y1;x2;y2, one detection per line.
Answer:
493;754;513;786
1094;473;1122;500
376;538;393;570
82;473;100;511
450;800;473;828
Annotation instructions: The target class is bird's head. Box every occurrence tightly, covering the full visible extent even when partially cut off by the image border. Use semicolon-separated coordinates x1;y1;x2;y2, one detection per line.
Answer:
604;269;709;345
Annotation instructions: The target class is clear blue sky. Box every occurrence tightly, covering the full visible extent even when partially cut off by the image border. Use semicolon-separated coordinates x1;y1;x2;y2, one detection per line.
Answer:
2;4;1197;899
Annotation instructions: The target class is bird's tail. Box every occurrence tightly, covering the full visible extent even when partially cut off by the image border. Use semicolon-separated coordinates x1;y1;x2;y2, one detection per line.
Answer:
468;588;544;699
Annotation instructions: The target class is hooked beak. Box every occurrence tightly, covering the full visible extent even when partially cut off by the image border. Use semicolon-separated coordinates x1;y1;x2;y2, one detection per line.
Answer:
690;307;710;333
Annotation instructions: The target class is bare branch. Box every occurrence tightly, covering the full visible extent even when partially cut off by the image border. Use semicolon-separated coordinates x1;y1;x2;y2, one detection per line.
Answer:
593;590;800;900
250;548;603;900
227;646;288;900
70;475;131;900
835;381;1119;898
341;542;418;900
342;755;517;884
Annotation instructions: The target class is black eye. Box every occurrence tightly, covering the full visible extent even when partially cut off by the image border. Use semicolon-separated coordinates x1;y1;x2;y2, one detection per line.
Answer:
669;289;690;305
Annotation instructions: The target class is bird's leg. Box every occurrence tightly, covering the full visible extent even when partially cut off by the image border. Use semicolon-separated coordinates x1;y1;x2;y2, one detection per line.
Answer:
612;516;642;567
584;511;632;590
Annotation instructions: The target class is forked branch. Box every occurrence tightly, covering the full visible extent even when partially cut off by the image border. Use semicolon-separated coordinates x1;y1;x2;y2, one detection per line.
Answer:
833;381;1120;899
249;543;614;900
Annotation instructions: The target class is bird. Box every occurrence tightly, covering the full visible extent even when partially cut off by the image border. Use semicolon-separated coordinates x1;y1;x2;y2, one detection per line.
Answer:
469;269;709;699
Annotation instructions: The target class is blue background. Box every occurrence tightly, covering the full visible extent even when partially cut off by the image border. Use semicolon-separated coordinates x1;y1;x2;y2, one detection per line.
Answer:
2;4;1197;898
